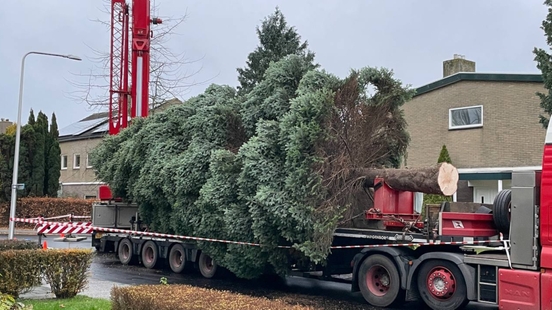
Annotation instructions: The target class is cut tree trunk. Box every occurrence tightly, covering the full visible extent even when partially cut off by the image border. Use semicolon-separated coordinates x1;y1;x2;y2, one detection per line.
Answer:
353;162;458;196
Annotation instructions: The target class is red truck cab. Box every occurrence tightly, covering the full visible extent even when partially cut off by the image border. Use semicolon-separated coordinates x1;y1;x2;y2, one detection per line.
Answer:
538;124;552;309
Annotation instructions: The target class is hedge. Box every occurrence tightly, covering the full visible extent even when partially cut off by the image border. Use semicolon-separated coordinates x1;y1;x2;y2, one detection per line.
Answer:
0;239;40;251
0;247;94;299
111;284;313;310
0;249;42;297
0;197;93;227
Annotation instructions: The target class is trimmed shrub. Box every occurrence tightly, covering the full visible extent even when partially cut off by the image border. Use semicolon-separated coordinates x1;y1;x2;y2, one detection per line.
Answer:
0;240;40;252
41;249;95;298
111;284;312;310
0;250;43;298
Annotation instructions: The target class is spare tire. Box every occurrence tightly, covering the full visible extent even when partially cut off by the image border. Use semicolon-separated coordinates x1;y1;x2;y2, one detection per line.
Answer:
492;189;511;234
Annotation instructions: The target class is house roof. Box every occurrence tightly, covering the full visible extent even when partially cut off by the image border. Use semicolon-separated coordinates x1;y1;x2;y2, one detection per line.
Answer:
58;98;183;143
414;72;543;97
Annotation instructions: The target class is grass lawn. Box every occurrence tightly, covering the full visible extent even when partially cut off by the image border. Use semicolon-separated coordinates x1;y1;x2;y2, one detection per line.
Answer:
22;296;111;310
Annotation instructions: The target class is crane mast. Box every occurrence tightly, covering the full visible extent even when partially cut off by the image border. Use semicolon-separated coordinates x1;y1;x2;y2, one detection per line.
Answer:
109;0;161;135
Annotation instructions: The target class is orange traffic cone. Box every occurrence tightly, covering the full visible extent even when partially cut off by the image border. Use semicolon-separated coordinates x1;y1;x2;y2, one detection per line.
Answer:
60;233;65;238
42;241;48;250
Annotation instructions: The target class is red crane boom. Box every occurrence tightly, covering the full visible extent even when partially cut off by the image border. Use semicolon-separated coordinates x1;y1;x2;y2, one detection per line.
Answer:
109;0;161;135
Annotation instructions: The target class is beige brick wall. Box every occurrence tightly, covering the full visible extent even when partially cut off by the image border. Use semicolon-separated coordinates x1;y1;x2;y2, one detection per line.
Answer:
60;137;103;183
59;137;104;198
403;80;546;169
60;184;100;199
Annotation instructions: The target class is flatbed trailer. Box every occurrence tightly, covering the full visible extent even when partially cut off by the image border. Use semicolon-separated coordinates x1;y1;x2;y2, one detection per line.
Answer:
91;167;550;310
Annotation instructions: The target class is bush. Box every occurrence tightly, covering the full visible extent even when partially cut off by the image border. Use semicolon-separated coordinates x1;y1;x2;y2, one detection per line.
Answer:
111;284;312;310
1;291;30;310
0;250;43;298
41;249;95;298
0;240;40;252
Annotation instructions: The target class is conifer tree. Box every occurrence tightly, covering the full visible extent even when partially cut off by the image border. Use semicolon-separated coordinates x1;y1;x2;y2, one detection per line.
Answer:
236;7;316;95
28;109;36;127
534;0;552;128
26;112;48;196
438;145;452;164
19;125;35;197
0;134;14;201
91;9;414;279
423;145;453;205
46;113;61;196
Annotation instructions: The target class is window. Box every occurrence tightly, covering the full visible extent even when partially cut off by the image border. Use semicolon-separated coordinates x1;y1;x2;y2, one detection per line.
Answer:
86;153;93;169
61;155;68;170
73;154;81;169
449;105;483;130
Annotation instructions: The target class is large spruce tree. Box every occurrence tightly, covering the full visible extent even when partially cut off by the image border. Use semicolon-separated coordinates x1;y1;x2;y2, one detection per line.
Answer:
534;0;552;129
236;7;316;95
91;10;414;279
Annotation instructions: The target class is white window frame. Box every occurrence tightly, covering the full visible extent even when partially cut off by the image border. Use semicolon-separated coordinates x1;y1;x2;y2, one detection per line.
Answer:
86;153;93;169
61;155;68;170
73;154;81;169
449;105;483;130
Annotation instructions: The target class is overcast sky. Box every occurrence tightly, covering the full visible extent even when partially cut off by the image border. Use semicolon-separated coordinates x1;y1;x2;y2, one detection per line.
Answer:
0;0;548;129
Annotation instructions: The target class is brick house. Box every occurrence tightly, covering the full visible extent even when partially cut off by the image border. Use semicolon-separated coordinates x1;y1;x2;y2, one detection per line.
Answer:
58;98;182;198
58;112;108;198
402;55;545;203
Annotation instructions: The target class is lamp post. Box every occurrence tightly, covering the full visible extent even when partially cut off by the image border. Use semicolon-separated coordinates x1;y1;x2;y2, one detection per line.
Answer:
8;51;81;240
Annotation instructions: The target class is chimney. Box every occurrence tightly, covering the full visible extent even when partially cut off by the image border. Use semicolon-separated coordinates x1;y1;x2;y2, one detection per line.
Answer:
443;54;475;78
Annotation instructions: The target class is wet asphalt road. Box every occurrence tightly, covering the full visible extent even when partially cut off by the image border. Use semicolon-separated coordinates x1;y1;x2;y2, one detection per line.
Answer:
3;235;497;310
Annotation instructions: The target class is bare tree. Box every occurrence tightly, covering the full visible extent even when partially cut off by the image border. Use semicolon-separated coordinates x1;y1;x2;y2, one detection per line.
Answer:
68;0;211;110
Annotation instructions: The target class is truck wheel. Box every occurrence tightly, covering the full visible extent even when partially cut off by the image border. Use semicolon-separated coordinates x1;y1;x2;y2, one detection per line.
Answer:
168;244;187;273
141;241;159;269
417;260;469;310
198;252;218;279
492;189;511;234
118;238;135;265
358;254;405;308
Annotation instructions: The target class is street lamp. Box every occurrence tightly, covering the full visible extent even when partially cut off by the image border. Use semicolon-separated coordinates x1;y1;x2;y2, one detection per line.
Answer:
8;51;81;240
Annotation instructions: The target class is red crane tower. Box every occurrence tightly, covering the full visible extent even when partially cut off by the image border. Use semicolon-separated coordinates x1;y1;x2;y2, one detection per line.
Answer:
109;0;161;135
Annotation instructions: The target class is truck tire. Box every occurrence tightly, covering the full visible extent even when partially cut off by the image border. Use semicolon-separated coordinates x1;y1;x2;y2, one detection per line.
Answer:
492;189;511;234
141;241;159;269
417;259;469;310
198;252;218;279
118;238;135;265
358;254;405;308
168;244;187;273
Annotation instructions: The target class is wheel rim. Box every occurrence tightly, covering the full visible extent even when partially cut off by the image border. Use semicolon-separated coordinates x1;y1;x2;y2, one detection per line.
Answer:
426;266;456;299
366;265;391;297
204;255;213;271
171;250;183;267
145;246;154;264
121;243;130;260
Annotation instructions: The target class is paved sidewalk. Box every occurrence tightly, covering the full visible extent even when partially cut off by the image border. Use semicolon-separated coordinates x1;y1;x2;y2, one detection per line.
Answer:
19;278;129;301
0;228;37;236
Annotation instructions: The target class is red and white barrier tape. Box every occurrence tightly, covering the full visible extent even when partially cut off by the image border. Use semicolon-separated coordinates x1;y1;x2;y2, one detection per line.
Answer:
36;222;93;235
10;217;507;250
27;214;92;221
